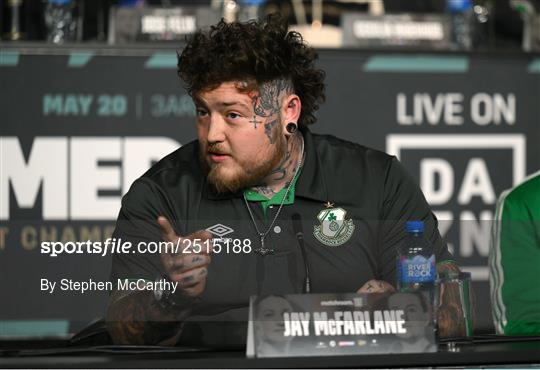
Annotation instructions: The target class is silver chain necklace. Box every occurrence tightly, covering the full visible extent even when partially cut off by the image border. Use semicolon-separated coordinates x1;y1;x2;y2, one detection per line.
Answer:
243;137;304;256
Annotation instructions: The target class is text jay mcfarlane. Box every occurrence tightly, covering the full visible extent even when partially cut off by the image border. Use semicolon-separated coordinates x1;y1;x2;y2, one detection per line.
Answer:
40;278;178;294
283;310;407;337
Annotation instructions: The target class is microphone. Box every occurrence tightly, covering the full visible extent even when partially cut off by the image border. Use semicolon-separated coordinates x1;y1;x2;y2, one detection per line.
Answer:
292;213;311;294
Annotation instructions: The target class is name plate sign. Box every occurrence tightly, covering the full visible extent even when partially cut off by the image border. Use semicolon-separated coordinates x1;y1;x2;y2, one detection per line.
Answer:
246;292;436;358
342;13;451;49
108;6;220;44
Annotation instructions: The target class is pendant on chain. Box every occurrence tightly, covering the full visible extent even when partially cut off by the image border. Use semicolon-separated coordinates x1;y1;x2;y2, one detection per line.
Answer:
255;234;275;256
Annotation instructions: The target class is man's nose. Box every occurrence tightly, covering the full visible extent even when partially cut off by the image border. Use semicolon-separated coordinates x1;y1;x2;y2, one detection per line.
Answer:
206;115;226;143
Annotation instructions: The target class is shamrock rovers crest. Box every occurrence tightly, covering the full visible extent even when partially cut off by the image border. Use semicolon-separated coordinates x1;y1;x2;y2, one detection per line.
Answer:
313;207;355;246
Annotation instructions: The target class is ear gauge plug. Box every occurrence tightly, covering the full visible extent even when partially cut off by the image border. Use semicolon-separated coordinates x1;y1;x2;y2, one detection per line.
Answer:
286;122;298;134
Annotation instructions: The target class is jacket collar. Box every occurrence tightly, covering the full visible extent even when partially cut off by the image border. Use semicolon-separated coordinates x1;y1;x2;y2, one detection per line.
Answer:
295;126;328;202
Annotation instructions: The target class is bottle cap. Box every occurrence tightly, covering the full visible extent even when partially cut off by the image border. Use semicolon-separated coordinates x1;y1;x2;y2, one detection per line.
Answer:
447;0;472;13
48;0;73;4
119;0;142;7
406;221;424;233
242;0;267;5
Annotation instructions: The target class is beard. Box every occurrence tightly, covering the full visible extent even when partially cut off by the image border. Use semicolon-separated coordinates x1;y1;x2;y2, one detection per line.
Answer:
200;135;287;194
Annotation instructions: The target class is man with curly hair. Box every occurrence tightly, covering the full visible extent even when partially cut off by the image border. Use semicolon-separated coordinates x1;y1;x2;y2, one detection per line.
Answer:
106;16;459;346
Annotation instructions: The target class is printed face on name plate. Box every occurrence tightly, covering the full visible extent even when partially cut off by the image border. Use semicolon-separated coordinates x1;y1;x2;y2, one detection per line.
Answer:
257;296;293;343
388;293;430;339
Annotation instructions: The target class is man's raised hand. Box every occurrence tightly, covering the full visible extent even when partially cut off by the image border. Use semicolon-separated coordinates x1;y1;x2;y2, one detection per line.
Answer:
157;216;213;297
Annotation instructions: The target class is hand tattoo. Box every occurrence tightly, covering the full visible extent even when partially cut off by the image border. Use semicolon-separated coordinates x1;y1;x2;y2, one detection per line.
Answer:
183;275;194;283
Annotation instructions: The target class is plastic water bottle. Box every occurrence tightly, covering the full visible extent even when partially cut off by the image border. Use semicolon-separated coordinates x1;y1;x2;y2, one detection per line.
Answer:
447;0;474;50
238;0;266;22
6;0;24;41
44;0;77;44
397;221;436;293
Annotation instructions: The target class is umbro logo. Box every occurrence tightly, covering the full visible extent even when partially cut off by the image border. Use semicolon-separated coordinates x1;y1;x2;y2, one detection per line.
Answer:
206;223;234;238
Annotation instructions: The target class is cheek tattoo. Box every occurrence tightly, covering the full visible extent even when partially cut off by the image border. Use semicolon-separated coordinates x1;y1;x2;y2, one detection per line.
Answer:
250;115;262;129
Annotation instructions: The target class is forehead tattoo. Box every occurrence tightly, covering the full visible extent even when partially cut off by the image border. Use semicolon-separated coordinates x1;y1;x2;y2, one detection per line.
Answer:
252;79;293;117
250;79;294;142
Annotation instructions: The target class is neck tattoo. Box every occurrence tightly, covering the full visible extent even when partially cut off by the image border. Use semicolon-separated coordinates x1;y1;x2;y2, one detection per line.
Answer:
252;134;302;197
244;135;304;256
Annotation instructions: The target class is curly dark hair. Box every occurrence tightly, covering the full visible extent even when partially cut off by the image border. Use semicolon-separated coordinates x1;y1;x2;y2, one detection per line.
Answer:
177;15;326;127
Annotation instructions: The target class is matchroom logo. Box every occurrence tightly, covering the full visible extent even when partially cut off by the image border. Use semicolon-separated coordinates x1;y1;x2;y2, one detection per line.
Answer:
386;134;526;281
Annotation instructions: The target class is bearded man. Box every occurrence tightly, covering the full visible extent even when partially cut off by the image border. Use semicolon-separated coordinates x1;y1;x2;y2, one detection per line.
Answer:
106;15;460;346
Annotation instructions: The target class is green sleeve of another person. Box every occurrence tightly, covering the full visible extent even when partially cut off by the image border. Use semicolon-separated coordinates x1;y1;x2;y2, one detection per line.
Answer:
490;174;540;335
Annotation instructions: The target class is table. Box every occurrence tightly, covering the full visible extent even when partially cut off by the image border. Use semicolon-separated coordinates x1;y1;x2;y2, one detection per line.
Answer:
1;337;540;368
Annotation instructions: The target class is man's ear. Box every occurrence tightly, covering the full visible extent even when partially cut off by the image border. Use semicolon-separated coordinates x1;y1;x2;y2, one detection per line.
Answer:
281;94;302;134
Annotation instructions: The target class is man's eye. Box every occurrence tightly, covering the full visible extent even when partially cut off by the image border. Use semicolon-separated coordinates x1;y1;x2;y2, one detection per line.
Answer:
196;109;208;117
227;112;241;119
